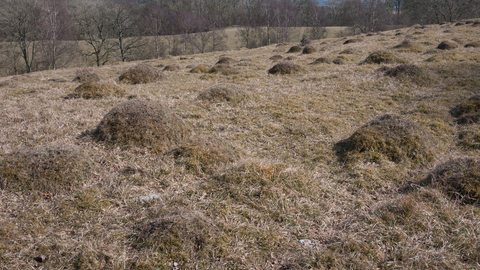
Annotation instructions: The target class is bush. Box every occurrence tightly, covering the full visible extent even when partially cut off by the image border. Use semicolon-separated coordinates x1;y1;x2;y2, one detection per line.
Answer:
425;157;480;204
309;57;332;65
0;143;92;194
335;113;436;164
437;40;459;50
189;65;210;73
450;95;480;124
92;99;191;153
66;82;126;99
268;61;301;75
196;84;247;103
302;46;316;54
208;64;239;75
72;70;100;83
287;46;302;53
119;64;163;84
361;51;406;64
163;64;180;71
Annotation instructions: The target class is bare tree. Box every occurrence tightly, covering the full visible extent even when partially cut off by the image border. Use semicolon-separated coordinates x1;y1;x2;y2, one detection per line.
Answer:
143;3;167;58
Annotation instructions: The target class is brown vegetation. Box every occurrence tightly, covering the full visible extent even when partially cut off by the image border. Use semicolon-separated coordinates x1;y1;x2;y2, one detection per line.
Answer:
163;64;180;71
72;70;100;83
208;64;239;75
437;40;459;50
451;95;480;124
343;38;362;44
302;46;316;54
286;46;302;53
196;84;247;103
119;63;163;84
361;50;406;64
268;61;301;74
310;57;332;64
66;82;126;99
189;65;210;73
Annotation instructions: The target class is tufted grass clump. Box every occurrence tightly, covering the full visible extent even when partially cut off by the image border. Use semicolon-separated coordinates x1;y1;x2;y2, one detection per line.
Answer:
450;95;480;124
333;57;347;65
384;64;424;77
270;55;283;61
196;84;247;103
92;99;191;153
361;50;406;64
66;82;126;99
208;64;239;75
189;65;210;73
343;38;362;44
437;40;459;50
0;143;92;194
424;157;480;204
163;64;180;71
393;39;423;53
335;113;436;164
287;46;302;53
465;41;480;48
216;56;236;65
119;63;163;84
309;57;332;65
302;46;316;54
268;61;301;75
72;69;100;83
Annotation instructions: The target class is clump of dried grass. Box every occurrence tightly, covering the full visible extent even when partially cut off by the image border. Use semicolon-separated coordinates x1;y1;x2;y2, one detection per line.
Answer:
208;64;239;75
339;48;355;54
333;57;347;65
393;39;423;52
384;64;424;77
0;143;92;194
437;40;459;50
455;22;466;26
66;82;126;99
464;41;480;48
268;61;301;75
425;157;480;204
119;63;163;84
336;113;436;164
302;46;316;54
189;65;210;73
92;99;191;153
361;50;406;64
287;46;302;53
309;57;332;65
216;57;236;65
450;95;480;124
163;64;180;71
196;84;247;103
343;38;362;44
270;55;283;61
72;69;100;83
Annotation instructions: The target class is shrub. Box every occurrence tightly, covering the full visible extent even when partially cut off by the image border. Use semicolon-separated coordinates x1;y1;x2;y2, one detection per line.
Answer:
287;46;302;53
302;46;316;54
119;64;163;84
450;95;480;124
72;70;100;83
335;113;436;164
196;84;247;103
361;51;406;64
343;38;362;44
66;82;126;99
208;64;239;75
189;65;210;73
268;61;301;75
270;55;283;61
163;64;180;71
92;99;191;153
437;40;459;50
309;57;332;65
0;143;92;194
425;157;480;204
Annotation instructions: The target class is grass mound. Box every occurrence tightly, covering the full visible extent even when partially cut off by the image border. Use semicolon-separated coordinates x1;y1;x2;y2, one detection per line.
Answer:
92;99;190;152
339;48;355;54
333;57;347;65
455;22;466;26
336;113;436;164
425;157;480;204
437;40;459;50
216;57;236;65
119;63;163;84
465;41;480;48
270;55;283;61
309;57;332;65
189;65;210;73
343;38;362;44
268;61;301;75
302;46;316;54
131;210;222;268
450;95;480;124
393;39;423;52
163;64;180;71
0;143;92;194
384;64;423;77
196;84;247;103
208;64;239;75
66;82;126;99
361;50;405;64
287;46;302;53
72;70;100;83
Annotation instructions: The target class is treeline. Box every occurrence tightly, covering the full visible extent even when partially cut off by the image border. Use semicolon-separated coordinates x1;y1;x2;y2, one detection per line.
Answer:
0;0;479;75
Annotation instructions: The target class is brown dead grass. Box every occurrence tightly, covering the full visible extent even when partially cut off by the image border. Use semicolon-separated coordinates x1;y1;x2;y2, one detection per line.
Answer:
72;70;100;83
163;64;180;71
361;50;406;64
189;65;210;73
302;46;316;54
196;84;247;103
286;46;302;53
451;95;480;124
438;40;459;50
119;63;163;84
268;61;301;74
66;82;126;99
310;57;332;65
208;64;239;75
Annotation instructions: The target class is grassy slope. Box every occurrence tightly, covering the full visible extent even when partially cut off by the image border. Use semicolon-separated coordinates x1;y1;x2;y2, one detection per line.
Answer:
0;22;479;269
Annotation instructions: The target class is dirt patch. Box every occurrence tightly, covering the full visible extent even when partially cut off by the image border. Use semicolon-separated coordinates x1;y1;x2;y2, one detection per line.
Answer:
361;51;406;64
0;143;92;194
66;82;126;99
437;40;459;50
268;61;301;75
196;84;247;103
287;46;302;53
119;63;163;84
92;99;190;152
189;65;210;73
335;113;436;164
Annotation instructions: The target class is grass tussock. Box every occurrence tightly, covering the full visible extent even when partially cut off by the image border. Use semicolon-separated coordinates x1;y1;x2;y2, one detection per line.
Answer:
163;64;180;71
302;46;316;54
465;41;480;48
286;46;302;53
268;61;301;74
309;57;332;65
66;82;126;99
336;113;436;164
189;64;210;73
196;84;247;103
343;38;362;44
361;50;406;64
0;143;92;194
119;63;163;84
270;55;283;61
437;40;459;50
333;57;347;65
72;69;100;83
208;64;239;75
92;99;191;152
451;95;480;124
216;57;237;65
393;39;423;53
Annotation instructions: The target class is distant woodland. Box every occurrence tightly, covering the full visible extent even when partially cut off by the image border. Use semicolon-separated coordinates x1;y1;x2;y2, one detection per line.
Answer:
0;0;478;75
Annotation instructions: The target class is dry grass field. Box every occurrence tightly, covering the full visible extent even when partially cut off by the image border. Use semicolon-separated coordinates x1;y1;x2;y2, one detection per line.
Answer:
0;21;480;269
